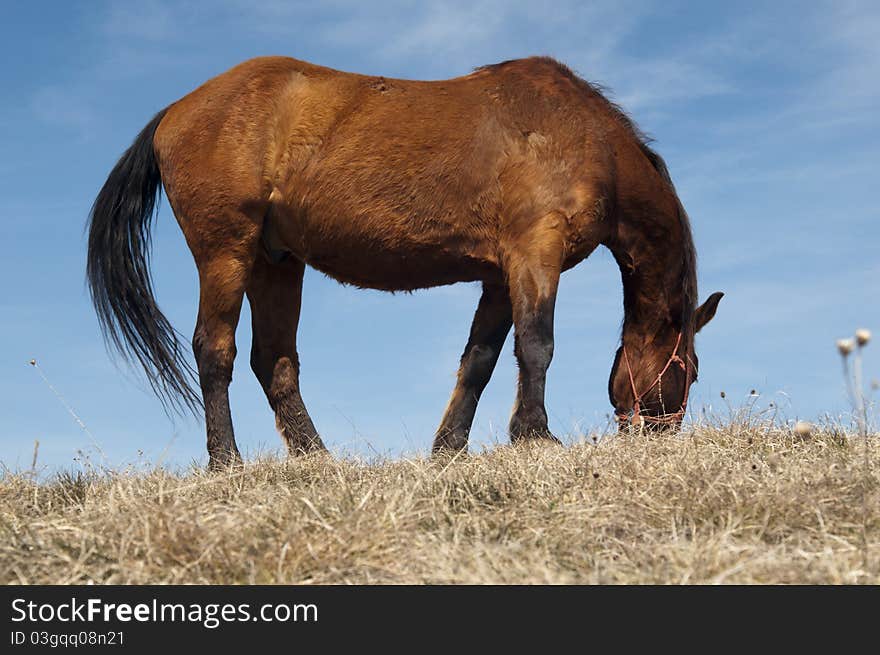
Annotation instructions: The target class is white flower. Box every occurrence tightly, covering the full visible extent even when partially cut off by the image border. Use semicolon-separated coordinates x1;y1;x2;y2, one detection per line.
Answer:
855;328;871;347
837;338;854;356
794;421;812;438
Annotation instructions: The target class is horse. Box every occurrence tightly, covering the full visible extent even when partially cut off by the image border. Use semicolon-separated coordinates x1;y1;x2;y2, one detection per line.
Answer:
87;56;723;470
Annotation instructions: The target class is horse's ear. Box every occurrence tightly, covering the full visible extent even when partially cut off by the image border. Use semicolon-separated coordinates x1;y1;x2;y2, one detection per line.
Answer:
695;292;723;333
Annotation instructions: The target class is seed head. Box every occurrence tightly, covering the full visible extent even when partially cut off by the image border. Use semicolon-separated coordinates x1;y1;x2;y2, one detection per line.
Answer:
794;421;812;438
855;328;871;347
836;338;854;356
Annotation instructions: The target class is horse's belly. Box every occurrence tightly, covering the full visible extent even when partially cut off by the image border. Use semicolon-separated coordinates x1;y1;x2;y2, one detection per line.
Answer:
306;243;497;291
270;206;500;291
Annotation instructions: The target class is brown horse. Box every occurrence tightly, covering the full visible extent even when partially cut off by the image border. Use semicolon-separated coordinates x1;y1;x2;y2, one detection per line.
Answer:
87;56;722;469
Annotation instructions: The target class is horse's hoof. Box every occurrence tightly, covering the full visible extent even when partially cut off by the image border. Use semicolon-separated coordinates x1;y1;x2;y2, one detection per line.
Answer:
509;427;562;446
431;430;469;455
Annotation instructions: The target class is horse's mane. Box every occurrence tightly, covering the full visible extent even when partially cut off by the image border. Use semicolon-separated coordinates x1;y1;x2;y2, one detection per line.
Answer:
476;57;698;327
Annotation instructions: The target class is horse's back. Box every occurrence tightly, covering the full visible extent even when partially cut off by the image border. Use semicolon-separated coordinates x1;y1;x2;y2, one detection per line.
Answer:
153;56;625;289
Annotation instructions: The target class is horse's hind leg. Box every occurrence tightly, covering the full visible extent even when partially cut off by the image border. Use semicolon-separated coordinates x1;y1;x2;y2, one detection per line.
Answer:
432;282;512;454
247;255;326;456
191;224;261;470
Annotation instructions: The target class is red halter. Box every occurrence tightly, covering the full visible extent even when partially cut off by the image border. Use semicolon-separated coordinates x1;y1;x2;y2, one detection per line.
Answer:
616;331;692;427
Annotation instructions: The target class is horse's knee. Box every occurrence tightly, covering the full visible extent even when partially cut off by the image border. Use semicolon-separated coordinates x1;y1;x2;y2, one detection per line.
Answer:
251;347;302;405
514;329;554;373
267;355;301;399
459;344;497;388
193;328;236;384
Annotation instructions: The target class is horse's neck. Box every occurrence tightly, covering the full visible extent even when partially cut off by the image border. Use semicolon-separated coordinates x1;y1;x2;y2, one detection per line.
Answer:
612;227;689;348
621;293;680;352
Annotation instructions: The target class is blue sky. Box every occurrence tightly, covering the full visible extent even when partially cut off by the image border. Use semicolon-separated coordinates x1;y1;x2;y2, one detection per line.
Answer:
1;0;877;472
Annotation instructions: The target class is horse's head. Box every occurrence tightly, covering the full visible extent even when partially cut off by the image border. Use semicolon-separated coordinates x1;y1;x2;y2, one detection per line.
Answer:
609;291;723;429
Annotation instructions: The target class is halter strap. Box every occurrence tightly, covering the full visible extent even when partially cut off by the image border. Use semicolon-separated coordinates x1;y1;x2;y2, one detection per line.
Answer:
616;331;691;427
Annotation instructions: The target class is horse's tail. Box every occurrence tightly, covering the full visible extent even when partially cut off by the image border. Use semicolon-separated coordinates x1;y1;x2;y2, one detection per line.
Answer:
86;108;201;414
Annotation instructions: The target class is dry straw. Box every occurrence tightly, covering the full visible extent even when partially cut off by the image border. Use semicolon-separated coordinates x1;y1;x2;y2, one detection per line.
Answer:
28;359;105;463
1;422;877;584
835;327;875;572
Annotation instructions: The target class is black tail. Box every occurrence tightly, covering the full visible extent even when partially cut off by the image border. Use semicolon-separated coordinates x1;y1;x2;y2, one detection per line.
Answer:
86;108;201;414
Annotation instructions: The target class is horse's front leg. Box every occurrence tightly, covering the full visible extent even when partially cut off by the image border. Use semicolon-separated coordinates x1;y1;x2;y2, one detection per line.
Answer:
505;212;566;444
432;282;512;454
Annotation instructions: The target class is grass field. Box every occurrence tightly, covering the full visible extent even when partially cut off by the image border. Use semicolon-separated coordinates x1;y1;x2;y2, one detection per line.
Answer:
1;424;877;584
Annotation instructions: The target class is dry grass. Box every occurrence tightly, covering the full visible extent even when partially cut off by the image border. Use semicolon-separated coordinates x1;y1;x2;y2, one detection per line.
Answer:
2;424;878;584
